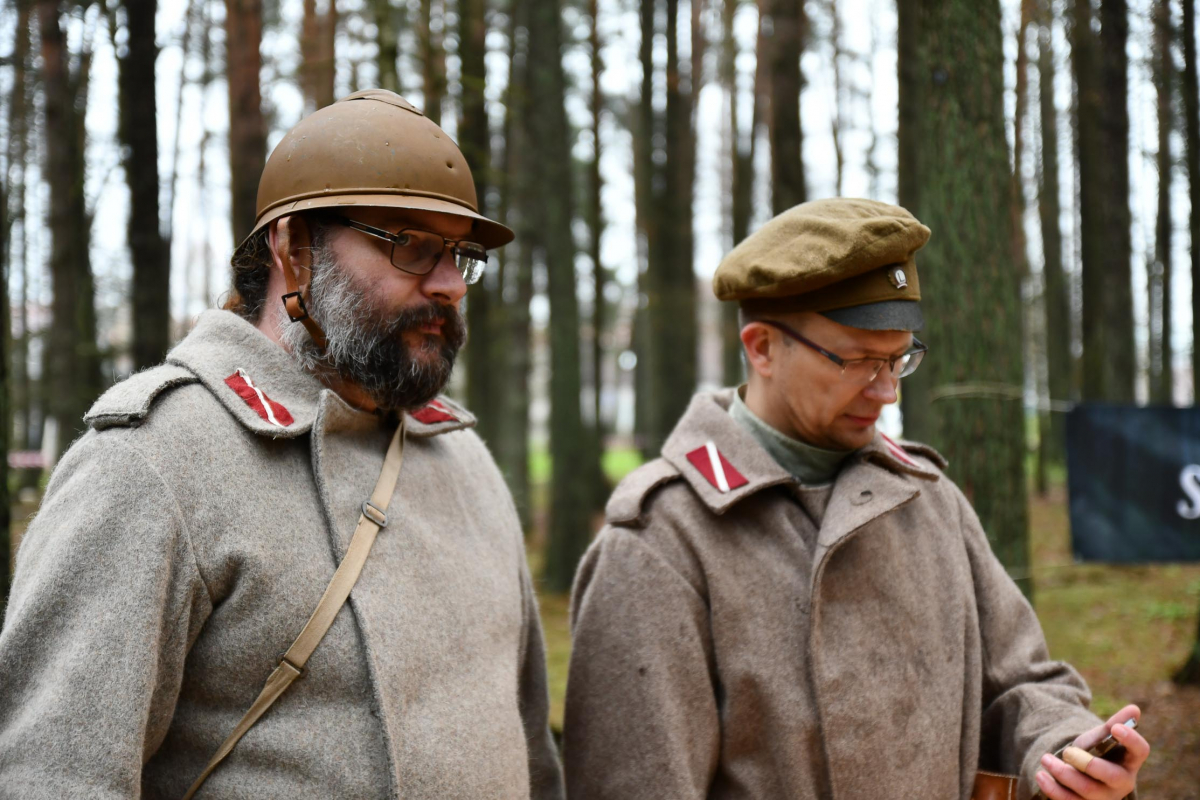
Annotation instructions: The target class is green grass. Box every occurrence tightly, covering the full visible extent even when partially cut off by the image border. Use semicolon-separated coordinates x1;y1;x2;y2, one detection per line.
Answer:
528;444;644;488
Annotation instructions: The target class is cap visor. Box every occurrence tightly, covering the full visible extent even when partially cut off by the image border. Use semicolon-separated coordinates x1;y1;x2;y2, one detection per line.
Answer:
821;300;924;331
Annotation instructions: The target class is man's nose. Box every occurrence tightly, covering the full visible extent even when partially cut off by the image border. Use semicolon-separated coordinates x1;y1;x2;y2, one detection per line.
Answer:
420;247;468;306
862;369;900;404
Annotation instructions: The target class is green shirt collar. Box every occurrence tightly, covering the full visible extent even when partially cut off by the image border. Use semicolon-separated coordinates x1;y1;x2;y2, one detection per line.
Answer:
728;388;857;486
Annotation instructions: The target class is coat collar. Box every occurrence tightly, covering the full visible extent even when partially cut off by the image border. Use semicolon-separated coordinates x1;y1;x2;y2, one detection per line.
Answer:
167;310;475;439
662;389;941;516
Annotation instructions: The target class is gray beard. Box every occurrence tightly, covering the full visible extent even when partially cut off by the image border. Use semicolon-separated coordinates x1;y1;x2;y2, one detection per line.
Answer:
278;244;467;411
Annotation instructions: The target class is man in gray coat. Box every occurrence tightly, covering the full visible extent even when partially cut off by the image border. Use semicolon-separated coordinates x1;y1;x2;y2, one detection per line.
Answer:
0;90;564;799
564;199;1149;800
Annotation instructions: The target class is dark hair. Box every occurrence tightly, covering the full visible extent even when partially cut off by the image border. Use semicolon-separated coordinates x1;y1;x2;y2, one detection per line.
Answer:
224;215;332;324
224;228;273;323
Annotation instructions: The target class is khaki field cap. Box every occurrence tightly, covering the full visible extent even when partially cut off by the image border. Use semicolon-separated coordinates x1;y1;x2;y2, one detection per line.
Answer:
714;197;931;331
242;88;514;252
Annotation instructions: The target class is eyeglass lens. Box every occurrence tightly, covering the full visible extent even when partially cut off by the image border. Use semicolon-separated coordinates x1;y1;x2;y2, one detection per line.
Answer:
389;230;487;284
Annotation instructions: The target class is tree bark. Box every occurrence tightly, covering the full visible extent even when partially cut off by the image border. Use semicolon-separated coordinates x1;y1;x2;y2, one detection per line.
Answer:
722;0;754;387
1150;0;1174;404
118;0;172;370
1177;0;1200;687
642;0;699;456
494;0;533;530
8;3;32;453
762;0;806;213
419;0;446;124
369;0;402;95
633;0;657;454
300;0;338;113
460;0;495;446
526;0;590;593
585;0;609;509
1;94;10;609
1037;0;1070;474
895;0;1032;598
38;0;102;445
1073;0;1135;403
225;0;267;246
1188;0;1200;407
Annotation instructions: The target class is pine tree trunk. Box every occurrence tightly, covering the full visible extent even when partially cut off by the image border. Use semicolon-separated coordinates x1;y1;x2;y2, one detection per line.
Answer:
633;0;658;455
1073;0;1135;403
369;0;402;95
1037;0;1070;471
895;0;1032;598
586;0;609;509
419;0;445;124
643;0;699;456
722;0;752;387
762;0;805;213
8;5;31;453
225;0;266;246
495;0;533;530
1150;0;1174;405
1177;0;1200;687
301;0;338;113
459;0;495;443
120;0;171;370
39;0;102;445
1189;0;1200;406
527;0;590;593
1;116;10;609
896;0;928;438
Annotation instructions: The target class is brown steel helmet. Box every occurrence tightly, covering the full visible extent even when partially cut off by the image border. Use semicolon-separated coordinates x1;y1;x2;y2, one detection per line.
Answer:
237;89;510;355
241;88;512;251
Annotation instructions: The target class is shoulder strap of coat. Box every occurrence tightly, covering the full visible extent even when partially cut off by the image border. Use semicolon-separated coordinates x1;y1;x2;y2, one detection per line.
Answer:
182;419;407;799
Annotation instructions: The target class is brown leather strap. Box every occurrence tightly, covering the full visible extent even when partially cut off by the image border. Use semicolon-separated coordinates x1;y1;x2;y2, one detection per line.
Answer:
276;222;329;351
972;770;1018;800
183;420;406;799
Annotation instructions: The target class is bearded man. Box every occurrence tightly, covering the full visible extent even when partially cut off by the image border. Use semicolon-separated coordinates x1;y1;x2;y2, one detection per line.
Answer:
0;90;564;799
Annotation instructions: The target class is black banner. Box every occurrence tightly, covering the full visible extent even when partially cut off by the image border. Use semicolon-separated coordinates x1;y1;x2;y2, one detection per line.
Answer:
1066;404;1200;562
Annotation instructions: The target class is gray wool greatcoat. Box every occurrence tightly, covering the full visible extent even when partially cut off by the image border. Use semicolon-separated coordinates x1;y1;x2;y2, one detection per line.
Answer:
564;389;1100;800
0;310;565;800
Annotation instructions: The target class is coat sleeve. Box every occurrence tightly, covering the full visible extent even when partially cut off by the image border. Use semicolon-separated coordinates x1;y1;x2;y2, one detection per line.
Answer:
516;553;567;800
957;488;1102;799
563;525;720;800
0;432;212;798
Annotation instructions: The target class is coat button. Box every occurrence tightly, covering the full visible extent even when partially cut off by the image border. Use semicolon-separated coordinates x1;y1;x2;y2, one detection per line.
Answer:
852;489;873;506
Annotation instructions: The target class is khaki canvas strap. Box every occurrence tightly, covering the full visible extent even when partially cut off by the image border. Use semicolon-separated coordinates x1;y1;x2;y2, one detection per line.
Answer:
183;420;406;799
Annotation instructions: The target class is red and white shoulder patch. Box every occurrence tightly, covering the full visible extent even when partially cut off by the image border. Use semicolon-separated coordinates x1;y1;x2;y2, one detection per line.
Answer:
411;399;459;425
685;441;749;493
880;433;917;466
224;368;294;427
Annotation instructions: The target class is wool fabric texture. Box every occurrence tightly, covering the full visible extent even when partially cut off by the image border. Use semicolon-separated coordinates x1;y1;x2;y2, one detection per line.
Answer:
713;197;929;312
563;389;1101;800
0;310;564;800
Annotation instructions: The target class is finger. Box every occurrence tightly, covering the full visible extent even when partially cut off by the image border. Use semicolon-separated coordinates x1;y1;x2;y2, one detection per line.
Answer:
1068;750;1135;798
1041;753;1108;799
1103;704;1141;729
1110;721;1151;773
1036;769;1086;800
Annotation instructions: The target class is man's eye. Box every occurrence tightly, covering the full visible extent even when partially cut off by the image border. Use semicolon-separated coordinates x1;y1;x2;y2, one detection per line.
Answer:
394;233;413;246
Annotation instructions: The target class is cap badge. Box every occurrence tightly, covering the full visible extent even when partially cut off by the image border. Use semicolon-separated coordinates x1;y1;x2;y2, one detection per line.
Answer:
888;267;908;290
685;441;750;493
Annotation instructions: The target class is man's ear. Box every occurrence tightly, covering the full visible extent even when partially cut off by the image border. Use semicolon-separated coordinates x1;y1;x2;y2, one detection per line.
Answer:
267;215;315;285
740;322;776;379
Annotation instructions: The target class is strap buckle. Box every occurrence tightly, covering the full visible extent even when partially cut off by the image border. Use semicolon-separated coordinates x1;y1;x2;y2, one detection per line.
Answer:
361;500;388;528
281;291;310;322
278;655;306;679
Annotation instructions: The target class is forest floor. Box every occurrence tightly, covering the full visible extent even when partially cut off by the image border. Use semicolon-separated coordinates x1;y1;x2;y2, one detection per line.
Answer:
535;483;1200;798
